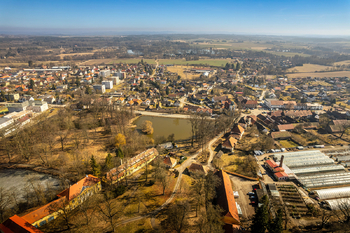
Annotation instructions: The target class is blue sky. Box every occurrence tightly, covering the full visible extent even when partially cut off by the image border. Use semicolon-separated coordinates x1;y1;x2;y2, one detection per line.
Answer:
1;0;349;36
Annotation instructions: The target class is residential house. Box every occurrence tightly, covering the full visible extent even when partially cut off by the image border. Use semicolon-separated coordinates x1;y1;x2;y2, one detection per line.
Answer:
221;136;237;152
242;100;258;109
231;125;245;140
163;156;177;168
184;163;206;175
271;131;291;140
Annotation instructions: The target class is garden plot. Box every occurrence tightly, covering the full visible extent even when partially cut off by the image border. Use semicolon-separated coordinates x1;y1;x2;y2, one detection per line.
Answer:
277;184;310;218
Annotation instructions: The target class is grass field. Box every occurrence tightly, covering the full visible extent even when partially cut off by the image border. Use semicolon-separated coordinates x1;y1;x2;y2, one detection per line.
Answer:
287;71;350;78
287;64;331;73
279;140;299;148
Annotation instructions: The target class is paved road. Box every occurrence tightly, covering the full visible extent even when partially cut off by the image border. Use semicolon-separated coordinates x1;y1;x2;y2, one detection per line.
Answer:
115;132;224;227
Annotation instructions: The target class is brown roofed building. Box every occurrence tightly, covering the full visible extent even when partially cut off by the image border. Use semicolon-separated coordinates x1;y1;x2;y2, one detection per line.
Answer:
215;170;240;226
163;156;177;168
231;125;245;140
188;163;205;174
222;136;237;152
57;175;100;201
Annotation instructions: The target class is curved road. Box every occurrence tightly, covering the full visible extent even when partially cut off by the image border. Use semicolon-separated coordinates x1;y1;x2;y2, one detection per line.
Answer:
115;132;224;227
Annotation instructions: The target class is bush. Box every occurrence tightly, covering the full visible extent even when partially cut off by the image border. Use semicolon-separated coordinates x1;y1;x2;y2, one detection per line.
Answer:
114;185;126;197
148;180;155;186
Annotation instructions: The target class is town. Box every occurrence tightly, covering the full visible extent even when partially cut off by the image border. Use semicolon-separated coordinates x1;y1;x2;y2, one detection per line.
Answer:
1;34;350;233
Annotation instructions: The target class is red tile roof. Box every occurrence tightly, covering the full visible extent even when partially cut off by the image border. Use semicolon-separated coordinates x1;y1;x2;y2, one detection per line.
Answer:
215;170;240;225
57;175;99;201
21;197;66;224
275;172;288;178
0;215;43;233
266;159;279;169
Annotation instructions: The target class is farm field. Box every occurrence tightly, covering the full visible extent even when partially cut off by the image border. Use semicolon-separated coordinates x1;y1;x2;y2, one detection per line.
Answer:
287;71;350;78
158;58;230;66
334;60;350;66
287;64;331;73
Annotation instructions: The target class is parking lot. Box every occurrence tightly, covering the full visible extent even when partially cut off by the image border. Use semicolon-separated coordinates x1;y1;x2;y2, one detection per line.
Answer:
229;174;257;218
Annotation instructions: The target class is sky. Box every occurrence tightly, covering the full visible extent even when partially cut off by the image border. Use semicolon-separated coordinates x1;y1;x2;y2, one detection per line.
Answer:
1;0;350;36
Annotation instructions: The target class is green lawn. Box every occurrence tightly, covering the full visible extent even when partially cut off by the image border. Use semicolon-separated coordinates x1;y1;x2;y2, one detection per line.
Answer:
279;140;299;148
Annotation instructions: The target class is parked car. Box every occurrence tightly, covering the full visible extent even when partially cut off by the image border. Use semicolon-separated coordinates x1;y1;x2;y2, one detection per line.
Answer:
247;192;255;195
250;196;256;199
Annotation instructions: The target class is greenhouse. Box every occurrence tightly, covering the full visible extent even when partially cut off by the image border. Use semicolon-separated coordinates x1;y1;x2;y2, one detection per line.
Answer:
336;156;350;162
325;198;350;210
274;150;326;161
291;165;345;175
315;186;350;200
298;173;350;189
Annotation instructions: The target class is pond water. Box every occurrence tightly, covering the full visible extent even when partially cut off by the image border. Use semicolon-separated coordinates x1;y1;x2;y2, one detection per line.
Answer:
0;169;62;207
134;116;192;141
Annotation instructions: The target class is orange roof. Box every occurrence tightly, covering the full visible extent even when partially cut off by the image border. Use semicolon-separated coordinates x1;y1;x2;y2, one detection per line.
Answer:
0;215;43;233
222;136;237;149
22;197;66;224
266;159;279;169
57;175;99;201
275;172;288;178
216;170;240;225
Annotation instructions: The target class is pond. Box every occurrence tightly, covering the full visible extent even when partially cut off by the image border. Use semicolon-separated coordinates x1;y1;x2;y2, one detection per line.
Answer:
0;169;62;207
134;116;192;141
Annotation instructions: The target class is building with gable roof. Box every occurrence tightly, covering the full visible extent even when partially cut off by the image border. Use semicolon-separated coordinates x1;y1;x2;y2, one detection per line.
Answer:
215;170;241;230
0;215;43;233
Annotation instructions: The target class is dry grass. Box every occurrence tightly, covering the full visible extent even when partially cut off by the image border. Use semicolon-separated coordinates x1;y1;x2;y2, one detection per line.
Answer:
58;52;95;59
287;64;331;73
334;60;350;66
167;66;200;80
287;71;350;78
117;218;153;233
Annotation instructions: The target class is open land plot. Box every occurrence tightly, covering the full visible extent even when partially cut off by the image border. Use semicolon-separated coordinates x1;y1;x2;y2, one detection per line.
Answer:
158;58;230;67
279;140;299;148
287;64;332;73
58;52;95;59
166;66;200;79
287;71;350;78
334;60;350;66
264;51;311;57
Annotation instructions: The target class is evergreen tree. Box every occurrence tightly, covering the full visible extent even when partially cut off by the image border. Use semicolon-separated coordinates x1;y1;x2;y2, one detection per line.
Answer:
225;63;230;70
105;153;113;169
251;195;269;233
140;81;144;88
269;209;283;233
236;62;241;71
30;79;35;90
166;86;170;95
116;148;124;159
90;155;101;176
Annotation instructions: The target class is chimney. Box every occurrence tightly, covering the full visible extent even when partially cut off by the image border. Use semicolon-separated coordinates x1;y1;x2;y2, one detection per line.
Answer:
280;155;284;168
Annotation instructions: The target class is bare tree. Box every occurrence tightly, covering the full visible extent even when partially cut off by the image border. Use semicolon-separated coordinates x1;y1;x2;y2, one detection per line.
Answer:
97;193;120;232
158;168;170;195
162;201;190;233
0;188;11;223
